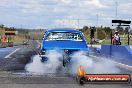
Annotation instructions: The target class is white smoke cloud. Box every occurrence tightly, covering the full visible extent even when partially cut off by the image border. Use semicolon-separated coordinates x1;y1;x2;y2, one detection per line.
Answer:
25;50;120;75
25;50;63;75
69;51;120;74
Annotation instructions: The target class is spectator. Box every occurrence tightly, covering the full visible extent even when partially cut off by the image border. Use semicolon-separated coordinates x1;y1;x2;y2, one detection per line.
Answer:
0;35;1;43
112;34;116;45
113;31;121;45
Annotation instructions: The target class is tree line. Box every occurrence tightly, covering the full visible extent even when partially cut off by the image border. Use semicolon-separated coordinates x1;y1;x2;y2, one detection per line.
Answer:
80;26;132;40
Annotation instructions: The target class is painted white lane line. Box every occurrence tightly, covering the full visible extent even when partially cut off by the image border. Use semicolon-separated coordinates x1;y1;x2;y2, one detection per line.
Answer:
91;55;132;71
112;61;132;71
4;48;21;59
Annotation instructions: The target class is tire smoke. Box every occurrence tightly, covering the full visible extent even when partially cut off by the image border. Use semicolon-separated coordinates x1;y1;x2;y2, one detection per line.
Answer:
25;50;120;75
25;50;63;75
69;51;120;74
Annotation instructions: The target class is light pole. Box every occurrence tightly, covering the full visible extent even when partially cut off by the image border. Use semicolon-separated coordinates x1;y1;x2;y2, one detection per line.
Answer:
96;14;99;39
77;19;80;29
116;0;118;19
63;20;64;28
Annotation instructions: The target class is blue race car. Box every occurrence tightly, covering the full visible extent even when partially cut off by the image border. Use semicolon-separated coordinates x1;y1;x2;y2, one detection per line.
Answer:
40;28;89;66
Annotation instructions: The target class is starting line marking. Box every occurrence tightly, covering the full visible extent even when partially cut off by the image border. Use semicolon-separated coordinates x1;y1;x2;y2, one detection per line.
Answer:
4;48;21;59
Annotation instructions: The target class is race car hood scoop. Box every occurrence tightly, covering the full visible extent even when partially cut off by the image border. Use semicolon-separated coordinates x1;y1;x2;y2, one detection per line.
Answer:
42;41;88;50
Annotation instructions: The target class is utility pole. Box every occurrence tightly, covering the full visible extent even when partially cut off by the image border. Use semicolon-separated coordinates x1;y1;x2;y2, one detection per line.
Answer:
96;14;99;39
62;20;64;28
59;24;61;28
77;19;79;29
116;0;117;19
68;19;70;28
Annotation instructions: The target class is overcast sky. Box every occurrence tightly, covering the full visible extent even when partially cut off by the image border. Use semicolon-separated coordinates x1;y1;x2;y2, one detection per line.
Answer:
0;0;131;29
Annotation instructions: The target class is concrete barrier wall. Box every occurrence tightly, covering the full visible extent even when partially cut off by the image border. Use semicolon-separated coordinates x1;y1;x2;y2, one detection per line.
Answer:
100;44;132;60
100;45;132;66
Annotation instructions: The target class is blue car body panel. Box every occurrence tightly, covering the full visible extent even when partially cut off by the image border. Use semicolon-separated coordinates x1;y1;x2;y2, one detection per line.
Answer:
41;28;89;52
42;41;88;50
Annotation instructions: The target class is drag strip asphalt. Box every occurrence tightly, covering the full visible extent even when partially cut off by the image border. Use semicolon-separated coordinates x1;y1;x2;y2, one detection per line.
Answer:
0;48;17;59
0;40;39;71
4;48;20;59
0;41;132;88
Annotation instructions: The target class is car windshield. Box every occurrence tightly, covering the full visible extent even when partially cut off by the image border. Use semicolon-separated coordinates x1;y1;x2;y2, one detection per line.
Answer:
45;32;83;41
